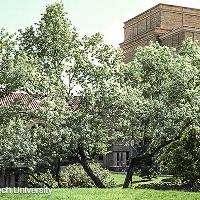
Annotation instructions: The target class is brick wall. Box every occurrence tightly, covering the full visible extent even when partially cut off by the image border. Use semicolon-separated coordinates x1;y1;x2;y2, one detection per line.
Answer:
123;4;162;42
161;11;183;30
121;3;200;62
161;28;200;48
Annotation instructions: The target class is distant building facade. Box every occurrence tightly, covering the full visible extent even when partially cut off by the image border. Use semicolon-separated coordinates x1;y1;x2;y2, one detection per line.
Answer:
120;3;200;63
96;144;133;171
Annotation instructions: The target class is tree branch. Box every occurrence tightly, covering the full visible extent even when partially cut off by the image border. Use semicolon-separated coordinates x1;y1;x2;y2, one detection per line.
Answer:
149;119;192;157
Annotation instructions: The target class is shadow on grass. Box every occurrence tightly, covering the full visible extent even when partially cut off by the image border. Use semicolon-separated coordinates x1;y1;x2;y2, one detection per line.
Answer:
117;179;152;187
134;178;200;192
132;179;152;184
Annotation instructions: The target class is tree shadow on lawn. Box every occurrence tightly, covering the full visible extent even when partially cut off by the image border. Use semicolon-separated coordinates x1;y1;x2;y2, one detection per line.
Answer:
134;178;200;192
117;178;152;187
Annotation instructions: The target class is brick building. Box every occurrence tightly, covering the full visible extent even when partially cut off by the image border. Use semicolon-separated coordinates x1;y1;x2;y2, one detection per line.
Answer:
120;3;200;63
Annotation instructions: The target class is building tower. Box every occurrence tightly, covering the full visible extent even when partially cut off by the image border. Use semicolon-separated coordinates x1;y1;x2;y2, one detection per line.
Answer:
120;3;200;63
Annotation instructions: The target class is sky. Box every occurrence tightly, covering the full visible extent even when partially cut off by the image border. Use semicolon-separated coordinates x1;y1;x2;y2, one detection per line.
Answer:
0;0;200;47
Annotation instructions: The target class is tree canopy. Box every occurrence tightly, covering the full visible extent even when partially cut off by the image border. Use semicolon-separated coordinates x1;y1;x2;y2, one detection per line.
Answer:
0;2;125;188
0;2;200;189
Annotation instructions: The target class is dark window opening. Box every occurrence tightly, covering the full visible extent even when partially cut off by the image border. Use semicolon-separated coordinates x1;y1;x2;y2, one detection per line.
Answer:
98;155;103;161
126;152;130;165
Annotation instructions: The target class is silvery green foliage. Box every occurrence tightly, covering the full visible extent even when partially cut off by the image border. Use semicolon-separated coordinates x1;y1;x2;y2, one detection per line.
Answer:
0;29;30;97
0;118;37;168
0;2;126;171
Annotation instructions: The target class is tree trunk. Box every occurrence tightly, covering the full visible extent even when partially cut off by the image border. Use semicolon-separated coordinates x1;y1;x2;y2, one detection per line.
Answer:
123;157;141;188
123;120;192;188
55;158;61;188
78;145;106;188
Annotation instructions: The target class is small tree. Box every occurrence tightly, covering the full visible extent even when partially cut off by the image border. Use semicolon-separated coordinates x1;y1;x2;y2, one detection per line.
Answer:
120;40;200;188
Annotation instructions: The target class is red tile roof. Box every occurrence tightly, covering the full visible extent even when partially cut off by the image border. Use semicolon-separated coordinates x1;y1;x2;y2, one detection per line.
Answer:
0;92;80;111
0;92;40;110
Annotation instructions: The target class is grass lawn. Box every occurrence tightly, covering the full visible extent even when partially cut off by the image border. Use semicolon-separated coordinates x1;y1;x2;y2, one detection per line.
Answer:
0;174;199;200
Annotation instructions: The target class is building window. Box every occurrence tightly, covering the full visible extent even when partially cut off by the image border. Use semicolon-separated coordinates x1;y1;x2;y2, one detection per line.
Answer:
126;152;130;165
116;152;129;166
98;155;103;161
117;152;120;166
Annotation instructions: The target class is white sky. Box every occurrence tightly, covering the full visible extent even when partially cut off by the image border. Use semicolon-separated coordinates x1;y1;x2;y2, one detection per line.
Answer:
102;0;200;46
0;0;200;47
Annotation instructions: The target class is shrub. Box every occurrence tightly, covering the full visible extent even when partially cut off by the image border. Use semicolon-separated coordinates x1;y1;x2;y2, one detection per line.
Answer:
159;129;200;187
60;162;116;188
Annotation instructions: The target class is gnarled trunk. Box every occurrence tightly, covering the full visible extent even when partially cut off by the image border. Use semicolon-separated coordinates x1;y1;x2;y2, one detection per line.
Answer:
123;118;192;188
78;145;106;188
123;157;141;188
18;169;51;188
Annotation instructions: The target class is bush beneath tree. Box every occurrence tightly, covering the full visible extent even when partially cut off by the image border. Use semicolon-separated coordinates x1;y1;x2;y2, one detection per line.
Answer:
159;129;200;188
60;162;116;188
